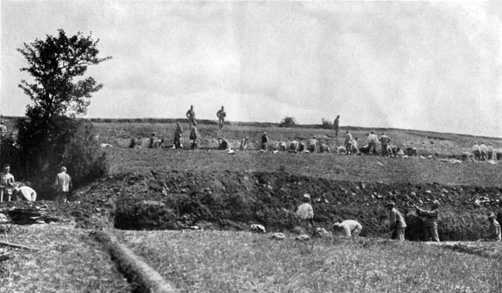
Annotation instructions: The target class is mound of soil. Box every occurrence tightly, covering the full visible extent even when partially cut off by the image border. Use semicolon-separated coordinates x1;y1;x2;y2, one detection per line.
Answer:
69;170;502;241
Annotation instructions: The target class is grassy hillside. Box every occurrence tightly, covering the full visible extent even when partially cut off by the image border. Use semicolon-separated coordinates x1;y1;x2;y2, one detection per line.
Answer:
106;148;502;187
116;230;502;293
88;121;502;241
93;121;502;158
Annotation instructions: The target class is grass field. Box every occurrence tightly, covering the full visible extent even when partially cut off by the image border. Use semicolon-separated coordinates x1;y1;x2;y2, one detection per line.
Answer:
94;122;502;157
0;224;131;293
105;147;502;187
1;119;502;292
116;229;502;293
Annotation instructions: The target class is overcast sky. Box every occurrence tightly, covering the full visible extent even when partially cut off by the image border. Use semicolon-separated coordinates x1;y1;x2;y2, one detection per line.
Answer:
1;1;502;137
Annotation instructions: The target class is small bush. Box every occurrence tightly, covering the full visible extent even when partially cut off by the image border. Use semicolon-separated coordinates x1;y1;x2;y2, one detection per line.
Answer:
279;116;297;128
321;118;333;129
16;118;108;199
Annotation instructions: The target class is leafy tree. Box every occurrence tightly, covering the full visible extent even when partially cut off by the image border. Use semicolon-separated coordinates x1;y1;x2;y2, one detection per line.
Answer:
18;29;111;118
14;30;111;197
279;116;297;128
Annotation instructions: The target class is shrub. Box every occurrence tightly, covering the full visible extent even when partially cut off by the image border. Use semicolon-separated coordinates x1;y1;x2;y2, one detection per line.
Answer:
279;116;297;128
321;118;333;129
16;118;108;199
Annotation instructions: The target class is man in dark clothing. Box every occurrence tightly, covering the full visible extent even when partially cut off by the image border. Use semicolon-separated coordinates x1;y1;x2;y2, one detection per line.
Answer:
261;132;269;151
484;212;501;242
189;122;200;150
333;115;340;138
216;106;226;130
385;202;407;241
414;200;440;242
379;133;391;156
186;105;196;129
174;122;183;149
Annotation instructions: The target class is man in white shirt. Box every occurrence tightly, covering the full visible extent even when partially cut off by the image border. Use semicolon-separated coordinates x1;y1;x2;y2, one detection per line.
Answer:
472;141;481;161
14;185;37;201
479;142;488;161
367;132;379;155
333;219;363;238
55;166;72;202
344;131;353;155
289;140;299;153
296;193;314;233
308;137;318;153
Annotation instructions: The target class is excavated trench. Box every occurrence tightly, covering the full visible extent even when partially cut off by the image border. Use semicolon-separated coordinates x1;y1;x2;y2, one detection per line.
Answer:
79;170;502;242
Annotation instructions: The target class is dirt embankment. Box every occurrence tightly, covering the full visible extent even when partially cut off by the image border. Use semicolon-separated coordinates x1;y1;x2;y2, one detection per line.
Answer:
66;170;502;241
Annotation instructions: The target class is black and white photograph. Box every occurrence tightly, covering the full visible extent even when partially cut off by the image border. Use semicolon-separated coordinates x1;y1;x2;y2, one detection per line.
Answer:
1;0;502;292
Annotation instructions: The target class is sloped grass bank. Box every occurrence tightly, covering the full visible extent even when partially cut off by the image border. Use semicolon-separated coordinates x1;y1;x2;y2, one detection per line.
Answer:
109;170;502;241
116;230;502;293
0;224;131;293
106;148;502;187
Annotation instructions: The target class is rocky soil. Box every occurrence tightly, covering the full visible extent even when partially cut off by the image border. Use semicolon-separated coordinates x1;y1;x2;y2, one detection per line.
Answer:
53;170;502;242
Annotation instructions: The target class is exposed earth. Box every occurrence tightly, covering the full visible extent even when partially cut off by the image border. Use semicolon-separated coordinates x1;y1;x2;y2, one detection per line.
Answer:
2;121;502;243
6;168;497;242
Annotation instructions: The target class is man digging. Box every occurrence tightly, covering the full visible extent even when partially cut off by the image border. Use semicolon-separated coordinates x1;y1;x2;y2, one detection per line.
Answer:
296;193;314;235
414;200;440;242
385;202;407;241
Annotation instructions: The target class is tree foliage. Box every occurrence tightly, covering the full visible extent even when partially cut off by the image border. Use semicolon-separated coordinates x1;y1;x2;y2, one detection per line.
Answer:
14;30;111;197
279;116;297;128
18;29;111;118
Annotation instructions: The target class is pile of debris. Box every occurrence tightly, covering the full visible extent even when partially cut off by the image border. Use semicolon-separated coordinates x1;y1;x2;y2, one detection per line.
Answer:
0;204;60;225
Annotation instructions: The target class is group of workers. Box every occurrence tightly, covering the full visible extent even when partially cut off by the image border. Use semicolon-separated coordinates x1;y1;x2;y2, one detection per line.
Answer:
471;141;496;161
131;105;226;150
124;110;499;160
256;130;409;158
0;164;72;202
296;194;501;242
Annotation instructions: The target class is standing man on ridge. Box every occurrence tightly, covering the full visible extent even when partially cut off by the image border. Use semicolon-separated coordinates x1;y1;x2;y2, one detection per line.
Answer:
480;142;488;161
173;121;183;149
186;105;196;129
367;132;379;155
344;131;353;155
379;133;391;157
472;141;481;161
333;115;340;138
189;122;200;150
487;142;494;160
261;132;269;151
216;106;226;130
